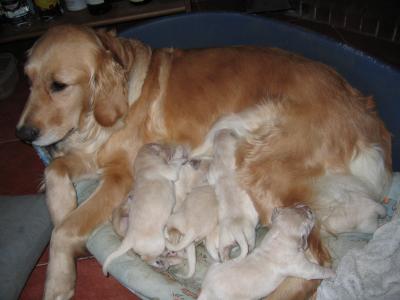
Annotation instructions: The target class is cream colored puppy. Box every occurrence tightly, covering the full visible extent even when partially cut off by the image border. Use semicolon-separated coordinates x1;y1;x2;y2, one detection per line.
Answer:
314;174;386;234
199;205;335;300
174;158;211;213
165;185;218;278
208;129;258;261
102;143;187;274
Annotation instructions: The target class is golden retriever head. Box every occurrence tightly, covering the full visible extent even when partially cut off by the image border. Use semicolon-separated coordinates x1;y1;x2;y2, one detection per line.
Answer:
16;25;128;146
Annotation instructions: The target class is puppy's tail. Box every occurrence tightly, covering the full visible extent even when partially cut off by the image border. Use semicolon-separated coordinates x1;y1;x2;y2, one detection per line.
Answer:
190;102;279;159
102;239;133;276
176;243;196;278
165;229;195;252
190;114;250;158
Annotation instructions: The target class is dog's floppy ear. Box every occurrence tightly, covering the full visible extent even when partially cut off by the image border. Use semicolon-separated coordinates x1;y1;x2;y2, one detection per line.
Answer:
91;50;128;127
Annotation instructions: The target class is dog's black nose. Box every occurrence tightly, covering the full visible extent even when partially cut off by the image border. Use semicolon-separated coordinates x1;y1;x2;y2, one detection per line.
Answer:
15;125;40;143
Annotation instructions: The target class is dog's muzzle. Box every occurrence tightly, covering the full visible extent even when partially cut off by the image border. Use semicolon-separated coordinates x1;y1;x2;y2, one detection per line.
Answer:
15;125;40;143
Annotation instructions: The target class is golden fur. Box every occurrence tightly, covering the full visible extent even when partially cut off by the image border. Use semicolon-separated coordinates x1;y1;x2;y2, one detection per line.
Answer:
16;25;391;300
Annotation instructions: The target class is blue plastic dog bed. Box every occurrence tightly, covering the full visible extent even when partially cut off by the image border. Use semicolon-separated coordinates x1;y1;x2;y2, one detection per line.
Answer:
86;12;400;300
30;12;400;300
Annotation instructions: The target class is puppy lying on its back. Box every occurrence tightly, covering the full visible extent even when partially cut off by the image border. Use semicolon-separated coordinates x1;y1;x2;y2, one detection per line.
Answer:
103;143;187;274
199;204;335;300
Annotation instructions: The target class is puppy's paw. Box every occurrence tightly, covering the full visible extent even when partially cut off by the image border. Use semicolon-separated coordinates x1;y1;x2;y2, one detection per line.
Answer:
149;257;169;271
218;217;256;261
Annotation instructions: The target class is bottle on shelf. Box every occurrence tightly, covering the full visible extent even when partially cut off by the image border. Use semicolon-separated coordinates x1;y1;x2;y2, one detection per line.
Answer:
64;0;86;11
85;0;110;15
129;0;151;5
33;0;63;20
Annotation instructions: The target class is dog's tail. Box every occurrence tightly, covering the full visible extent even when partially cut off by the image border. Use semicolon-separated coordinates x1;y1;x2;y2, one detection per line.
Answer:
102;239;134;276
175;243;196;278
165;229;196;252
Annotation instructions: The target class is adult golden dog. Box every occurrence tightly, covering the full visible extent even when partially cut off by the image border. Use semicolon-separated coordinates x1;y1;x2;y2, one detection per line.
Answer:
16;25;391;300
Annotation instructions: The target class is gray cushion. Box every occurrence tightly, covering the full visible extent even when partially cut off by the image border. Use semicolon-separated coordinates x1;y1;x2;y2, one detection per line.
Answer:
0;194;52;300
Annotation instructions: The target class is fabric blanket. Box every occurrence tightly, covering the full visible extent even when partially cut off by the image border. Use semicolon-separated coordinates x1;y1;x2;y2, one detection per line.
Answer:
317;174;400;300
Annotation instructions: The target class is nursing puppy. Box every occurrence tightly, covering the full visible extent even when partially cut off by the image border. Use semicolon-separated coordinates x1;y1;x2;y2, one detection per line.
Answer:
110;157;209;239
165;185;218;278
174;158;211;213
198;205;335;300
102;143;187;274
207;129;259;261
314;174;387;234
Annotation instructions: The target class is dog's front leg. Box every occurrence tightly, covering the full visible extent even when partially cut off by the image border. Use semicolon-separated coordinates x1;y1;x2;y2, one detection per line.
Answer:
44;164;133;300
45;153;94;227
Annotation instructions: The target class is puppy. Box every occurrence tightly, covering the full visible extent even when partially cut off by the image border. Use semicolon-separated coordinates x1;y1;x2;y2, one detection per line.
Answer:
165;185;218;278
174;158;211;213
314;174;387;234
102;143;187;274
208;129;258;261
198;204;335;300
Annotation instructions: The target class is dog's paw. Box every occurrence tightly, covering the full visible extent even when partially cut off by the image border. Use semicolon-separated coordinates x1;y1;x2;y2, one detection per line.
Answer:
149;257;170;271
218;217;256;261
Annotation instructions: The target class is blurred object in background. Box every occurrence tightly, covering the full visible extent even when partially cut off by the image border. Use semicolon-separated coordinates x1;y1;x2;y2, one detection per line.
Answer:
246;0;291;13
33;0;63;20
129;0;152;6
85;0;111;15
287;0;400;43
0;0;34;26
64;0;86;11
0;53;18;100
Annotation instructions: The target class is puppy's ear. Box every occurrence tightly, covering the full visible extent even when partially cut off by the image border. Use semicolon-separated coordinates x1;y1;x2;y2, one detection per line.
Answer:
148;143;162;154
299;221;314;251
92;50;128;127
271;207;280;222
299;233;308;251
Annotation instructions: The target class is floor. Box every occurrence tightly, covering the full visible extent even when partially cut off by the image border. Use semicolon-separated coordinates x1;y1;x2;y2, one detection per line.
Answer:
1;10;399;300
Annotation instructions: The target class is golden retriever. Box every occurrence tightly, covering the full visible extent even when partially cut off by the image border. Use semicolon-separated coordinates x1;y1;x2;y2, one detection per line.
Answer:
16;24;391;300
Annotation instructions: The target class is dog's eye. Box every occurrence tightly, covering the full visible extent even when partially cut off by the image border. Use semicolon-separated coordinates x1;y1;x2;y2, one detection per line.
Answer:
50;81;67;92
